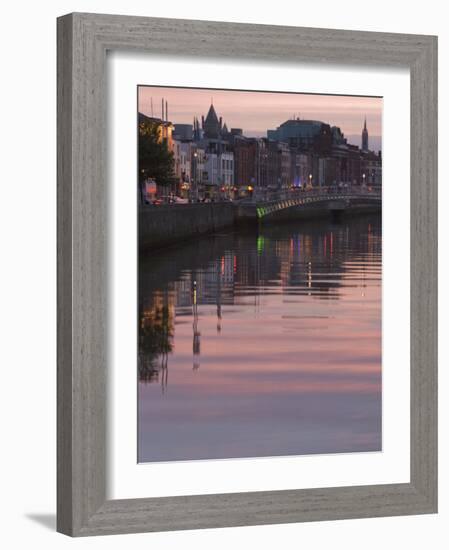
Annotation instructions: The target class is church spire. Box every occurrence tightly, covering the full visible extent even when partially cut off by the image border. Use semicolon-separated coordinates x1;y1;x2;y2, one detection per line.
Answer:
362;116;369;151
203;102;221;138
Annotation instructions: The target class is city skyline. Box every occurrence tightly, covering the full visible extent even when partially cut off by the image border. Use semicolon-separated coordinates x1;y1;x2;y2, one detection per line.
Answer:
138;86;382;151
138;85;383;463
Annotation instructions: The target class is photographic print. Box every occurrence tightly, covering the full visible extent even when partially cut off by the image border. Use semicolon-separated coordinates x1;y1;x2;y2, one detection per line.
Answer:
138;86;382;463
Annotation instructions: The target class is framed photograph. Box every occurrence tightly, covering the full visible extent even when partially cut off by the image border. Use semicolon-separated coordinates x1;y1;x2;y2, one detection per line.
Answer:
57;13;437;536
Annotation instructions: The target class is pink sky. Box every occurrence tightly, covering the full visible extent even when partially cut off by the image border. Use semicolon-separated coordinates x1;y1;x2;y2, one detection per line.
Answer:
138;86;382;149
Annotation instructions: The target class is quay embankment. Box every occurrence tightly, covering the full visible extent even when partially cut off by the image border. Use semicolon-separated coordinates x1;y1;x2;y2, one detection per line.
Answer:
139;193;381;249
139;202;235;250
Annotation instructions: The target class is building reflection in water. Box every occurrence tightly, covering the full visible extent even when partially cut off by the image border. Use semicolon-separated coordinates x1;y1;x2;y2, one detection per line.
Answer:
192;279;200;370
139;215;381;391
138;215;382;461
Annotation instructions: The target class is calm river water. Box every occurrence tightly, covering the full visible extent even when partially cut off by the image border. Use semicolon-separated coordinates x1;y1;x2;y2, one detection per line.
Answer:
138;214;382;462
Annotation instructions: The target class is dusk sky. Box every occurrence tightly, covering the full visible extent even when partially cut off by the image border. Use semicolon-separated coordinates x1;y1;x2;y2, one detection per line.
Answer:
138;86;382;151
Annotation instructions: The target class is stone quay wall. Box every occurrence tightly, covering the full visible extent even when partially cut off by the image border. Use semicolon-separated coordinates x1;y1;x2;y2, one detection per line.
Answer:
139;203;235;249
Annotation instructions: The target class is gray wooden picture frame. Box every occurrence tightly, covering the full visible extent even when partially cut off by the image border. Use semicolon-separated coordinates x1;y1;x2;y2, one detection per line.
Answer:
57;12;438;537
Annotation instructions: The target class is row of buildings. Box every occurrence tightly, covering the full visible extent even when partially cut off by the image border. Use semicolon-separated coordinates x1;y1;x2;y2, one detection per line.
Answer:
139;102;382;200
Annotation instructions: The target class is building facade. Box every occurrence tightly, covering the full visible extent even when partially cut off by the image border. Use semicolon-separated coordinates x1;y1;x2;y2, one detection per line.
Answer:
173;139;192;196
203;151;234;194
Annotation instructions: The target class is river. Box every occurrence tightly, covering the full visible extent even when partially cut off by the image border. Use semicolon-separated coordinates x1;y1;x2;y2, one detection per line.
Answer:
138;214;382;462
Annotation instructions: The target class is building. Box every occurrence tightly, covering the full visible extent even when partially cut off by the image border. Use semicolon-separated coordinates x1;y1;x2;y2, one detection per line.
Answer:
202;103;224;139
203;151;234;196
250;139;275;191
290;151;312;188
278;142;291;188
267;118;332;153
138;112;174;152
173;139;192;196
220;152;234;188
186;103;235;197
258;139;291;190
173;123;193;141
233;137;258;189
191;145;207;197
361;150;382;186
328;142;363;186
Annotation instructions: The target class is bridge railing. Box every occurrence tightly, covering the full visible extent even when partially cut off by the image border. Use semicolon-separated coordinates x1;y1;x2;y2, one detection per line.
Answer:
245;185;382;204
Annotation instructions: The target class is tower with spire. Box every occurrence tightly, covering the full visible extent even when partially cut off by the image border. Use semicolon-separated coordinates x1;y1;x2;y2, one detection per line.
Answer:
202;103;223;139
362;117;369;151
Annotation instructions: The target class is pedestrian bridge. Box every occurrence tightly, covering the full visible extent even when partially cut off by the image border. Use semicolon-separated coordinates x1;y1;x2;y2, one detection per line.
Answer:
236;187;381;223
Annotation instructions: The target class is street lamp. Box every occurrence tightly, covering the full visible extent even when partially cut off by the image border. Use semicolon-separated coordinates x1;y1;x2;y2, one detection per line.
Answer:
193;151;198;200
140;169;146;204
308;173;313;189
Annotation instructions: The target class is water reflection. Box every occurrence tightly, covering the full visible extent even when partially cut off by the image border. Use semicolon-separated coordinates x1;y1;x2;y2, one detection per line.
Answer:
138;215;382;462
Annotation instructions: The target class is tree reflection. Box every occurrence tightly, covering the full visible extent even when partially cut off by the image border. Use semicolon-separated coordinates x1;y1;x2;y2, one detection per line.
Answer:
138;301;174;391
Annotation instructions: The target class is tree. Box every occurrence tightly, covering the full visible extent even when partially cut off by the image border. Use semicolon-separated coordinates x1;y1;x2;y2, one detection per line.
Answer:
138;121;175;200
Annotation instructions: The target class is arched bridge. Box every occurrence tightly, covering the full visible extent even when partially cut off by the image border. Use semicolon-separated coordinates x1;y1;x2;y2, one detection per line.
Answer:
236;187;381;223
